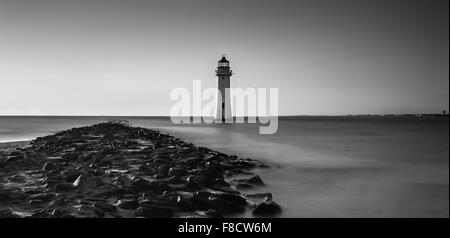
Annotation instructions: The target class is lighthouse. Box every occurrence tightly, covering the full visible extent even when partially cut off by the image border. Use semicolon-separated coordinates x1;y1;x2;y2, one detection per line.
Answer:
215;56;233;123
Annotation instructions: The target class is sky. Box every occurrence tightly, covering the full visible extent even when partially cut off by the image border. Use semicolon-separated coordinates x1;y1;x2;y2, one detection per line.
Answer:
0;0;448;116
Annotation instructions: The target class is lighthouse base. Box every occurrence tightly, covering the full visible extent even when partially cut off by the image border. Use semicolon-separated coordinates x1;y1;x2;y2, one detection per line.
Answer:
214;117;233;124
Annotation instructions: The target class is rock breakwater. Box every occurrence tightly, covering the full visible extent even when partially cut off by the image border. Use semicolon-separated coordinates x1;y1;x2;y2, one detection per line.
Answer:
0;121;280;218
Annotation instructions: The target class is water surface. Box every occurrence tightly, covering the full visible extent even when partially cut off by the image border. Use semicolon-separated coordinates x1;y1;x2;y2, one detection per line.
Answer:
0;116;448;217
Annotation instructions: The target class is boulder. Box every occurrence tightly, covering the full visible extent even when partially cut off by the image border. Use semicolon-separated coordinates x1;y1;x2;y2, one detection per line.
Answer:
93;201;117;212
42;162;56;171
115;199;139;209
135;205;175;218
252;201;281;215
55;183;73;192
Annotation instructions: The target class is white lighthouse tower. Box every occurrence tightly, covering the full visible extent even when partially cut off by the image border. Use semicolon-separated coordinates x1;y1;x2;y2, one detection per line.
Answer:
215;56;233;123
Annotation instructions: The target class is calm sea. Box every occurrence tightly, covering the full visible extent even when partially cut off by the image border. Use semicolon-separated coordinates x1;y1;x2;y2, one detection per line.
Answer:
0;116;448;217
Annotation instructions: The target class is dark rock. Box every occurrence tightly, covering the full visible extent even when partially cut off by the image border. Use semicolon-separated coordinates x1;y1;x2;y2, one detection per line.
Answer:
6;155;23;162
205;196;245;214
55;183;73;192
42;162;56;171
186;175;211;188
246;193;273;201
24;189;44;195
202;209;223;218
156;164;170;177
131;178;152;192
62;152;78;161
212;178;229;187
0;189;27;201
215;192;247;207
234;175;264;185
30;193;54;201
182;156;203;165
63;170;82;182
29;199;45;205
167;176;183;184
135;205;175;218
51;208;72;217
247;175;264;185
93;201;117;212
235;183;253;189
30;209;53;218
176;194;197;212
115;199;139;209
168;167;186;177
212;186;240;194
8;175;26;183
48;197;67;207
131;178;170;193
0;209;20;218
0;122;278;218
252;201;281;215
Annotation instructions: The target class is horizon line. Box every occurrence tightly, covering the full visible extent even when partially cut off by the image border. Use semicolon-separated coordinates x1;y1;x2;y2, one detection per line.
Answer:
0;113;448;117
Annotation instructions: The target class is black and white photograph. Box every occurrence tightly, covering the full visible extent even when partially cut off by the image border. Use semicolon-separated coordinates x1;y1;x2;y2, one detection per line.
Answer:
0;0;448;232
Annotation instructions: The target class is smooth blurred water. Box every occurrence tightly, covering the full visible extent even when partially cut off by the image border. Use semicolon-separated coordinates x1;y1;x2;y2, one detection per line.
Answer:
0;116;448;217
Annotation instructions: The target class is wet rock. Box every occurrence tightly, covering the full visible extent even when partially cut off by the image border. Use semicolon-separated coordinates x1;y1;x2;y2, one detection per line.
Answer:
181;156;203;165
0;122;278;218
246;193;273;201
30;193;54;201
135;205;175;218
167;175;183;184
24;189;45;195
156;164;170;177
115;199;139;209
168;167;186;177
62;152;78;161
29;199;45;205
77;205;104;218
212;186;240;194
0;208;20;218
131;178;170;193
212;178;229;187
247;175;264;185
51;208;73;218
0;189;28;201
8;175;26;183
6;155;23;163
176;194;197;212
29;209;54;218
186;175;211;188
93;201;117;212
200;209;223;218
48;197;67;207
234;175;264;185
215;192;247;207
72;174;83;187
235;183;253;189
42;162;56;171
62;170;82;182
252;201;281;215
205;196;245;214
55;183;73;192
131;178;152;192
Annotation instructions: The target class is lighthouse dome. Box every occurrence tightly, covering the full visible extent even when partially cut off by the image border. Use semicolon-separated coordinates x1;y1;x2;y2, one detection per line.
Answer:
218;56;229;63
